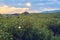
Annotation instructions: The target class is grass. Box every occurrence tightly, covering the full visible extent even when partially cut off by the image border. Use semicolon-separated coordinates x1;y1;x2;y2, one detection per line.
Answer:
0;13;60;40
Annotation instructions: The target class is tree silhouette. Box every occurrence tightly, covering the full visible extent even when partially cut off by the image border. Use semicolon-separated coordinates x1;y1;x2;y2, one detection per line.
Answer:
23;11;29;15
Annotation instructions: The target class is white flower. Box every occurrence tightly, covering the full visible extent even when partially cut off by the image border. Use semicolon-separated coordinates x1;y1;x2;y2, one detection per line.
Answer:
18;26;21;29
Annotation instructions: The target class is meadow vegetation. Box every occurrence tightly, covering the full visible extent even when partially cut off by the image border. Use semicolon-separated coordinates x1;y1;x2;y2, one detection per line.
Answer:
0;13;60;40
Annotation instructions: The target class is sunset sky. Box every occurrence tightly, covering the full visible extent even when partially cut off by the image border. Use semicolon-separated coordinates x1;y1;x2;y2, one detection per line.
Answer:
0;0;60;14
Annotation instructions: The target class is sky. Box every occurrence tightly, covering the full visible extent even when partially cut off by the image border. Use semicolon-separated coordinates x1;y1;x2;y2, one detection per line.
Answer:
0;0;60;14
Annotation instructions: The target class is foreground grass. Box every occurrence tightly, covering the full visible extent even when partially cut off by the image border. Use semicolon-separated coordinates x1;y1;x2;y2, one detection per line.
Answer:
0;13;60;40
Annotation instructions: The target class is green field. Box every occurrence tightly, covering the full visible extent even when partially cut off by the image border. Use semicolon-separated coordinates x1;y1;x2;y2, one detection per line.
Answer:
0;13;60;40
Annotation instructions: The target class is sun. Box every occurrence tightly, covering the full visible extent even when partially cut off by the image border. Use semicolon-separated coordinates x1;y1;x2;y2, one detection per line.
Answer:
26;2;31;7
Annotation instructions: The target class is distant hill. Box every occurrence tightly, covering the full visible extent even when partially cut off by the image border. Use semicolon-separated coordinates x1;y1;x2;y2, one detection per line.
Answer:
42;10;60;13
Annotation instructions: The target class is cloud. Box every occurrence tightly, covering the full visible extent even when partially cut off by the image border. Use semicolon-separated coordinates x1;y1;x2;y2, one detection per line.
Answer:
40;8;60;12
17;2;32;6
28;8;60;13
0;5;17;14
0;5;29;14
28;10;40;13
11;8;29;14
43;8;56;11
0;5;40;14
26;2;31;7
0;4;60;14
